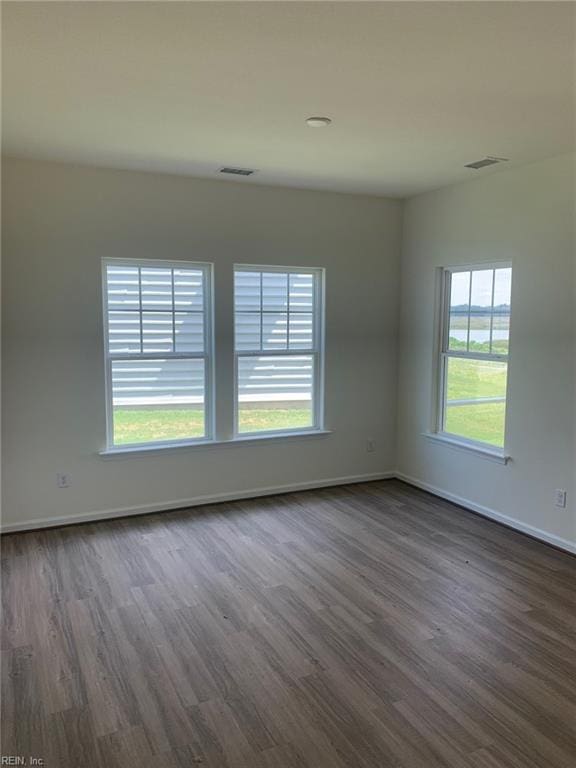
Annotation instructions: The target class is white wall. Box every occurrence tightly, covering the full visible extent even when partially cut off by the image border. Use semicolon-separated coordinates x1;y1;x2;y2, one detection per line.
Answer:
1;157;402;528
397;153;576;550
3;154;575;550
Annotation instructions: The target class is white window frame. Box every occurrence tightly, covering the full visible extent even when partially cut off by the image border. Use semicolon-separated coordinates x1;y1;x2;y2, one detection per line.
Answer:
435;262;512;454
233;264;325;438
102;258;214;450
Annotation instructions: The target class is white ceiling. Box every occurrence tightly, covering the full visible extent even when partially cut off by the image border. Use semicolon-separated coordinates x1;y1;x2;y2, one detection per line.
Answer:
2;2;574;198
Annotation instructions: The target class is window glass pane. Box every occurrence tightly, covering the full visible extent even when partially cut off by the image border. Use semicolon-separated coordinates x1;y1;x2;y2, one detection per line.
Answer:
235;313;261;351
262;313;288;350
289;313;313;349
493;268;512;308
108;311;141;354
491;268;512;354
444;357;507;447
140;268;173;310
237;356;313;434
468;269;493;353
289;273;314;312
112;358;205;444
235;269;319;352
235;271;261;313
106;266;140;310
448;271;470;352
174;269;204;311
262;272;288;311
491;313;510;355
175;312;204;353
142;311;173;353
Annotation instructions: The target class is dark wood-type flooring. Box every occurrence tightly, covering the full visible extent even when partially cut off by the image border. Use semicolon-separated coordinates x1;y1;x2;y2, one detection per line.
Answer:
2;480;576;767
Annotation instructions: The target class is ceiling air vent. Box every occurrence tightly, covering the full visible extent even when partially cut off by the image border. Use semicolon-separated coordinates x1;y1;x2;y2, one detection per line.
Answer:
219;167;256;176
465;156;509;170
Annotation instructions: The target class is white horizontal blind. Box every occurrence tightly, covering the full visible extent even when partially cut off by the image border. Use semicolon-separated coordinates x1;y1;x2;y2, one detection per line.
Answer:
237;356;314;403
110;359;205;406
103;260;212;447
106;265;205;356
235;270;314;351
234;267;323;435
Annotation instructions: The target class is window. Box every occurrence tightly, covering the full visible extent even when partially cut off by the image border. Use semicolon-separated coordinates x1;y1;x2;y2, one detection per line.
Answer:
103;260;212;448
102;261;325;452
234;266;324;435
438;265;512;449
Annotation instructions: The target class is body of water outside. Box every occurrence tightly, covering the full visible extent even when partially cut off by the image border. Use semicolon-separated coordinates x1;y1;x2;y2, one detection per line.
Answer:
450;330;508;343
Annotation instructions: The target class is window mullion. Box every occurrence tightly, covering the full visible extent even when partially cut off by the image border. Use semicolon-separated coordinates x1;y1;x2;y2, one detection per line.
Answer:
445;350;508;363
286;272;290;350
138;266;143;353
259;271;263;351
236;348;314;357
441;269;451;354
466;271;472;352
489;268;496;354
109;352;207;361
171;268;176;352
439;352;448;432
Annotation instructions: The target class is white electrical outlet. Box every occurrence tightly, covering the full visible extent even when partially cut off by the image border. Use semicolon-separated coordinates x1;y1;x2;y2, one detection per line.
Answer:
554;489;567;508
57;473;71;489
366;440;376;453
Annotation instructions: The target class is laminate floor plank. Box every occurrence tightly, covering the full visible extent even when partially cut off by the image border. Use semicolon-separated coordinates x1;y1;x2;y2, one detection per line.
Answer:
1;479;575;767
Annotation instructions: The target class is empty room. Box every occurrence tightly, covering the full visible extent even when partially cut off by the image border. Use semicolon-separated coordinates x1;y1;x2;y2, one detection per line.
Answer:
1;2;575;767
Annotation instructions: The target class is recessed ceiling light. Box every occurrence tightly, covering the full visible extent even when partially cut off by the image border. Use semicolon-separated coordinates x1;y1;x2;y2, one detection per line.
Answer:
306;116;332;128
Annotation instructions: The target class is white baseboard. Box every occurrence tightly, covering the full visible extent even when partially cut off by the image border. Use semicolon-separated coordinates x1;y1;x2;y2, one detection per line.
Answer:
3;470;574;556
0;472;395;534
396;471;576;555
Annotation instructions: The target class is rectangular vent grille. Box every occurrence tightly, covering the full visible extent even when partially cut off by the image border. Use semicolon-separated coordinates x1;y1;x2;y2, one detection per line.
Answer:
465;156;509;170
219;167;256;176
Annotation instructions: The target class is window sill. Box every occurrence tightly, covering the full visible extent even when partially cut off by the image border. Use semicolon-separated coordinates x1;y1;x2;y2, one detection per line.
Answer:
423;432;510;464
99;429;332;458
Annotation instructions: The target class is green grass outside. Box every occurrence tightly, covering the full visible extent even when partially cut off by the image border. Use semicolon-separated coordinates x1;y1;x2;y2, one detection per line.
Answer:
449;336;508;355
113;408;205;444
113;339;508;447
445;402;506;446
446;357;507;401
113;406;312;444
444;355;507;446
238;407;312;434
